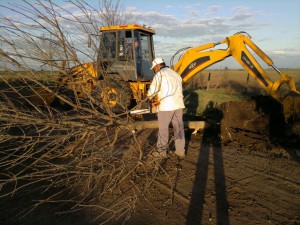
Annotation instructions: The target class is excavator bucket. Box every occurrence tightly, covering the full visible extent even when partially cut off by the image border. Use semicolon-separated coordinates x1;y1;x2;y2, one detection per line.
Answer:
282;91;300;135
27;62;97;108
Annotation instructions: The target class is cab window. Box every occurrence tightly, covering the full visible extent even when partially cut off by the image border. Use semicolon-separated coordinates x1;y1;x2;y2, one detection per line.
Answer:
100;32;116;59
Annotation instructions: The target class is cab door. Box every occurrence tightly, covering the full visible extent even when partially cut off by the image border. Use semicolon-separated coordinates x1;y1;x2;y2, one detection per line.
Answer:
136;31;155;80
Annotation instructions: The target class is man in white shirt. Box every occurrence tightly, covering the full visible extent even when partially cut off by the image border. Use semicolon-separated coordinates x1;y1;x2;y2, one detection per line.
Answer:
147;57;186;158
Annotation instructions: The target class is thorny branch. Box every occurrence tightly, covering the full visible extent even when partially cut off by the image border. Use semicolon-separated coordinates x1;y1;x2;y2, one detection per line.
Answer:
0;0;168;223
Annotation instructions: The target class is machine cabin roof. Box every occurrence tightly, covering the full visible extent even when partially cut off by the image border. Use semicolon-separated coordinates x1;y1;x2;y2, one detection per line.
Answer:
100;24;155;34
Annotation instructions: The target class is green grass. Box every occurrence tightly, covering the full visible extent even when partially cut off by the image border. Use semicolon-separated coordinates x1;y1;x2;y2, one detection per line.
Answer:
0;70;59;82
183;88;252;116
182;69;300;116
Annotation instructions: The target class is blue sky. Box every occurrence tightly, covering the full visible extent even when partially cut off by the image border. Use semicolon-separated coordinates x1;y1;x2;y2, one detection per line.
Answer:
1;0;299;69
126;0;300;69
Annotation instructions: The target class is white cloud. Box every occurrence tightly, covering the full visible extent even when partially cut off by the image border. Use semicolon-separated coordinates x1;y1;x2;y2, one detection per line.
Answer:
133;8;270;39
271;50;286;55
232;6;251;12
230;12;254;21
165;5;173;8
189;10;200;17
205;5;220;15
132;8;277;67
52;3;78;11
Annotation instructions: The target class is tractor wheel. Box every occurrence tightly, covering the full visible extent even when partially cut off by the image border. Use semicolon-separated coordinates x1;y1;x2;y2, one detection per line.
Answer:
95;79;133;114
50;87;75;110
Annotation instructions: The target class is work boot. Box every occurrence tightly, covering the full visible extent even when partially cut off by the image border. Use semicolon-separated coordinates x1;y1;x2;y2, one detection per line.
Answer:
152;150;167;159
174;150;185;159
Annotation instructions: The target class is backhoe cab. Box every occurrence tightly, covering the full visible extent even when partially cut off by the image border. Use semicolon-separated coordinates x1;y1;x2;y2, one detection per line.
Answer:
57;24;156;112
99;24;155;81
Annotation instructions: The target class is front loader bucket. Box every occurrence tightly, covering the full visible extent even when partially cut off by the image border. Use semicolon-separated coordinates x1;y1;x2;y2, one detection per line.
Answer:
29;88;55;106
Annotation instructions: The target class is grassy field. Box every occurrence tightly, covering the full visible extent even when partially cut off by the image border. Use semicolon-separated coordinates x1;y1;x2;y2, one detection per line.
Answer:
183;88;252;117
183;69;300;116
1;69;298;83
185;69;300;90
0;70;60;82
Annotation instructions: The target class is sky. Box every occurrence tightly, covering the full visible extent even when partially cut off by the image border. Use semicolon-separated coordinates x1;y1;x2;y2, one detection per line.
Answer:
126;0;300;69
1;0;300;69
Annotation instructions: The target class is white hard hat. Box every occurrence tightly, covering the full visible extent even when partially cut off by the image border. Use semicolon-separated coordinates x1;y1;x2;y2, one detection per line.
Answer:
151;57;165;70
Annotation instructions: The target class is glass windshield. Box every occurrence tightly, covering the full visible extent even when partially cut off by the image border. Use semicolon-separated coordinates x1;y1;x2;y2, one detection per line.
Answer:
98;29;154;81
100;32;116;59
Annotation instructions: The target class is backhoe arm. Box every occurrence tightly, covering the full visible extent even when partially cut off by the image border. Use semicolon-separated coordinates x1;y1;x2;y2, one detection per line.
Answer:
173;40;231;83
227;32;299;100
173;32;300;129
173;32;299;100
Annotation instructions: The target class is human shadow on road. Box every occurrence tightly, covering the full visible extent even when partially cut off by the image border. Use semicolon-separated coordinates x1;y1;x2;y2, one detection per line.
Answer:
186;101;230;225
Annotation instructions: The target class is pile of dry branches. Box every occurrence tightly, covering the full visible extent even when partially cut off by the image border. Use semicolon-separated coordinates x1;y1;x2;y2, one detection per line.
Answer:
0;1;165;223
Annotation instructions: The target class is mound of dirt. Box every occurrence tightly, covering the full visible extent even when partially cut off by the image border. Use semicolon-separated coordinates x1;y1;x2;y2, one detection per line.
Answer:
219;100;270;146
217;96;289;148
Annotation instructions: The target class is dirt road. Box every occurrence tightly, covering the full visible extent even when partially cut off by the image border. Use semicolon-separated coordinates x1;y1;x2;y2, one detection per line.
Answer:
0;126;299;225
126;128;300;225
0;97;299;225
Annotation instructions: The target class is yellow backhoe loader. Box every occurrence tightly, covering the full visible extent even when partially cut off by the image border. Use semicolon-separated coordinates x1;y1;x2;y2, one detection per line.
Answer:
49;24;299;134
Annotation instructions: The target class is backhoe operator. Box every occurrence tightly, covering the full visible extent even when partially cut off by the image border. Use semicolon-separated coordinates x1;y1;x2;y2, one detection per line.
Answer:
147;57;186;159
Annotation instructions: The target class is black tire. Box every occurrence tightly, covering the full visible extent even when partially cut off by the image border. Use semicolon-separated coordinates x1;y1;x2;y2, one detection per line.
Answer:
95;78;133;114
50;87;75;110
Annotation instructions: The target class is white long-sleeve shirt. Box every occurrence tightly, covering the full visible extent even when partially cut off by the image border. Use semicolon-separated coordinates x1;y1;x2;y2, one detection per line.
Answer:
147;67;185;111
